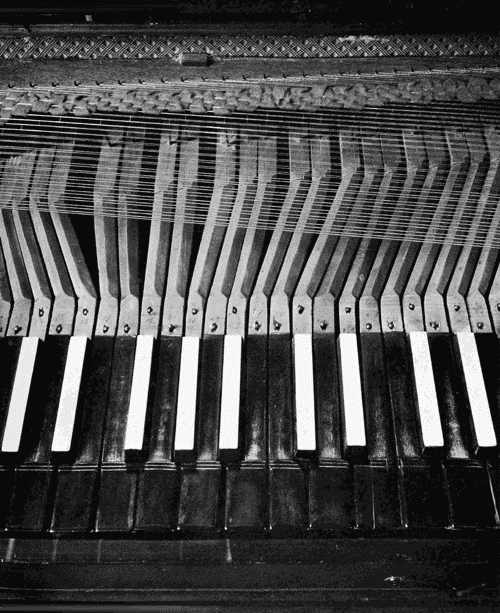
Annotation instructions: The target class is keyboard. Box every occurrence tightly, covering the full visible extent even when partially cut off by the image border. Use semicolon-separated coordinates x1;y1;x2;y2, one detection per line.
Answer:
0;107;499;539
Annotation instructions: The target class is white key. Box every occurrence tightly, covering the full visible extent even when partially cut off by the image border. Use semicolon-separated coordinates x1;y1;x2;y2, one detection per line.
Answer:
174;335;200;453
338;333;366;449
123;334;154;451
51;336;88;452
293;333;316;451
409;331;444;449
456;331;497;449
2;336;39;453
218;334;242;452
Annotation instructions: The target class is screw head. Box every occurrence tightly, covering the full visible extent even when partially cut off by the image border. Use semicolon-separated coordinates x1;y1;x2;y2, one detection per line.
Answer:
273;321;281;331
124;324;130;334
146;306;153;315
191;307;198;315
56;324;62;334
387;321;394;330
231;306;237;314
453;304;460;312
38;308;45;317
14;325;22;334
366;322;372;330
477;321;484;329
408;303;415;311
345;306;352;314
82;308;89;316
319;320;328;330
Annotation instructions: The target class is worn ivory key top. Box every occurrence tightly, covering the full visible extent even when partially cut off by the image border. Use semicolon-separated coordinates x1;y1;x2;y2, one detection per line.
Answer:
293;333;316;452
2;336;39;453
408;331;444;450
51;335;88;452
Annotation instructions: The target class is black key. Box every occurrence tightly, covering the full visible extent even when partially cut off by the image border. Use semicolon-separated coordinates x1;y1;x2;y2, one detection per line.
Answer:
95;336;137;533
476;333;500;427
7;336;69;532
447;463;496;527
177;335;222;533
269;465;308;534
309;333;353;530
313;333;343;462
430;333;496;527
384;332;449;528
402;460;449;528
177;467;220;531
135;468;178;532
0;337;22;528
430;334;472;457
97;467;137;532
225;466;267;532
470;333;500;520
308;464;353;531
225;335;268;533
50;336;114;533
354;464;401;531
268;335;307;533
196;335;223;462
134;336;179;533
356;333;401;530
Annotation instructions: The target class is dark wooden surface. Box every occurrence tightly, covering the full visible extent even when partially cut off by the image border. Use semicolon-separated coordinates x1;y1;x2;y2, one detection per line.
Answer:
0;0;498;36
0;536;498;609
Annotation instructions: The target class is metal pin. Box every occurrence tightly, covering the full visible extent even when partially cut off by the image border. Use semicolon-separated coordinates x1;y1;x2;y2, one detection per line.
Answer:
345;306;352;313
56;324;62;334
231;306;237;314
82;308;88;316
453;304;460;312
168;324;176;333
191;307;198;315
319;320;328;330
254;321;261;331
297;304;305;314
124;324;130;334
408;303;415;311
38;308;45;317
430;321;439;330
103;325;109;333
387;321;394;330
477;322;484;330
146;306;153;315
210;322;218;332
273;321;281;331
14;325;22;334
366;323;372;330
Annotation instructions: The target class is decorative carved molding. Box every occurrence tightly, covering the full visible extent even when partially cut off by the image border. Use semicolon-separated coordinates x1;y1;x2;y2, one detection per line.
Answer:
1;33;499;61
2;74;500;119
